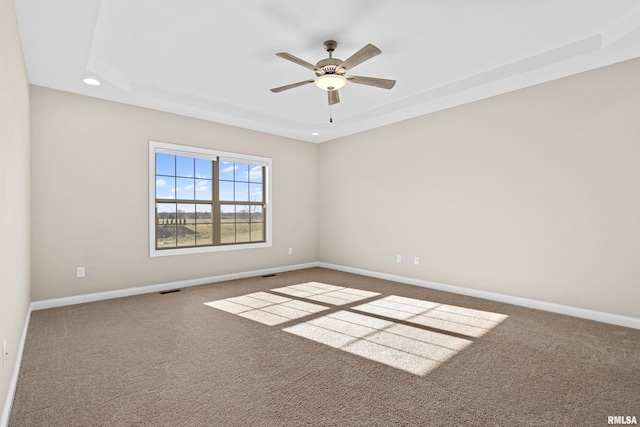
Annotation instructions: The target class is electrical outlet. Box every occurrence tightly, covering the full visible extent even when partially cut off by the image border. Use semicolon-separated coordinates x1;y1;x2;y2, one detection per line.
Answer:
76;267;85;278
2;341;6;369
414;257;420;265
396;255;402;263
288;248;293;255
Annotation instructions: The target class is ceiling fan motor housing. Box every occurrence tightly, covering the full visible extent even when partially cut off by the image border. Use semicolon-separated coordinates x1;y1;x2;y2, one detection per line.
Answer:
317;40;346;75
315;58;345;76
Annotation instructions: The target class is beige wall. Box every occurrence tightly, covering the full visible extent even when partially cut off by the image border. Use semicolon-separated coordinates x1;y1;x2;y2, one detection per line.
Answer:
319;58;640;318
21;35;640;320
30;87;318;300
0;0;31;418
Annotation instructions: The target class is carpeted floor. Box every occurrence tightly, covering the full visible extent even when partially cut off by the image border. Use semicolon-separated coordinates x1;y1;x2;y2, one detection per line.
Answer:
9;268;640;426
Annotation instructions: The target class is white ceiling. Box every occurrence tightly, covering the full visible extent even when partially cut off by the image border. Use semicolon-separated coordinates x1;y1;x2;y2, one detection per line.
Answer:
15;0;640;143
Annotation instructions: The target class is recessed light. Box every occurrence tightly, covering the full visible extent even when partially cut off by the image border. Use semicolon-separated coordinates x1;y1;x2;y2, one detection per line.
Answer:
82;78;101;86
311;132;320;136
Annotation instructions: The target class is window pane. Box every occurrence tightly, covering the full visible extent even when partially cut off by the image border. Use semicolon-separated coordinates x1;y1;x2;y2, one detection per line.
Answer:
236;205;250;222
156;176;175;199
176;178;195;200
219;181;234;201
177;204;196;247
196;204;213;245
196;224;213;245
236;223;250;243
250;205;263;222
221;204;235;217
195;179;212;201
157;224;176;247
220;204;235;244
156;203;177;248
176;156;194;178
195;158;211;179
156;153;175;176
249;183;263;202
220;223;235;244
249;165;263;183
235;163;250;182
235;182;249;201
251;222;264;241
178;204;195;222
219;161;235;181
157;203;176;221
221;204;235;223
196;204;212;223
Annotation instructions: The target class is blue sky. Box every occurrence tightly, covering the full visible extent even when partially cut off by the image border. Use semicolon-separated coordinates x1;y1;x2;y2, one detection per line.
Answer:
156;155;263;214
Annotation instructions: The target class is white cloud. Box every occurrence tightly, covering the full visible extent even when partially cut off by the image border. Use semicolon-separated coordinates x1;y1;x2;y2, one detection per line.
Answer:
249;165;262;180
250;188;262;199
156;178;167;187
223;165;238;173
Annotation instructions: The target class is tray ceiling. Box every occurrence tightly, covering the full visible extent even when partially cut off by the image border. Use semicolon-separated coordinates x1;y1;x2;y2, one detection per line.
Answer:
15;0;640;142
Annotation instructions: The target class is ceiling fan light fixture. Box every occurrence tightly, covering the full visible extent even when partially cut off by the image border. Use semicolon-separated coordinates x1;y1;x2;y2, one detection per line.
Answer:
314;74;346;91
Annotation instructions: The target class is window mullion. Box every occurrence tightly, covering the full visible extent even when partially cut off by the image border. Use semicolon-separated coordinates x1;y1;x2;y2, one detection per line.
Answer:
262;165;267;242
213;160;221;245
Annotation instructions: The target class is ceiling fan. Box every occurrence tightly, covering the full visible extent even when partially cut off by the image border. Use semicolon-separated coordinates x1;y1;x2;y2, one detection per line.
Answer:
270;40;396;106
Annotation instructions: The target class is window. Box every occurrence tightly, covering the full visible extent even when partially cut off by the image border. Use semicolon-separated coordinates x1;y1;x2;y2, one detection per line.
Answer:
149;141;271;256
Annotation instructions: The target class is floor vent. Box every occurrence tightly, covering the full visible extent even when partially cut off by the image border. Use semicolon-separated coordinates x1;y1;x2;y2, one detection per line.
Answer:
262;274;277;278
159;289;181;295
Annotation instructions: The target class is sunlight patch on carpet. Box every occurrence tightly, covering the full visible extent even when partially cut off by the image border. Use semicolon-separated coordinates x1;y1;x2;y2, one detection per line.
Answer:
284;310;473;376
204;284;507;375
204;291;328;325
353;296;508;337
271;282;380;305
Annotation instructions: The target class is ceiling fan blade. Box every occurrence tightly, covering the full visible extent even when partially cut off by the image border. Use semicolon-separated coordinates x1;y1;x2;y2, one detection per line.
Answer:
270;80;314;93
275;52;318;72
338;44;382;71
328;90;340;105
346;75;396;90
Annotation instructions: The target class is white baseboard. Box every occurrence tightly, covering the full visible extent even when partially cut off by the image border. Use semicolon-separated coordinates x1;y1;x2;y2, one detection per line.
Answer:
1;308;31;427
317;262;640;330
30;261;640;330
31;263;318;311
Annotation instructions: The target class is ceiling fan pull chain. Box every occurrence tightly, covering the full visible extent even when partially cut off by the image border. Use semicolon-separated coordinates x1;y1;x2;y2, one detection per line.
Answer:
329;105;333;123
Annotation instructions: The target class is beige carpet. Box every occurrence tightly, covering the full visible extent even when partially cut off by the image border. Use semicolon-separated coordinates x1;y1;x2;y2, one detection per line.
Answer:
9;268;640;426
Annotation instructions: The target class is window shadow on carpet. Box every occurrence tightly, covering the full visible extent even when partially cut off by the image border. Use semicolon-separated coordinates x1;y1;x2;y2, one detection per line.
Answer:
204;282;507;376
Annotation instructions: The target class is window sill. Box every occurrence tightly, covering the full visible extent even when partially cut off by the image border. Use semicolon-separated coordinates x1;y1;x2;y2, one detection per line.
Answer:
150;241;272;257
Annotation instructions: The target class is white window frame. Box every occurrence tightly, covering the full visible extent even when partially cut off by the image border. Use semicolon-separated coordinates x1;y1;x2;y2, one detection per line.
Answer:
149;140;272;257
